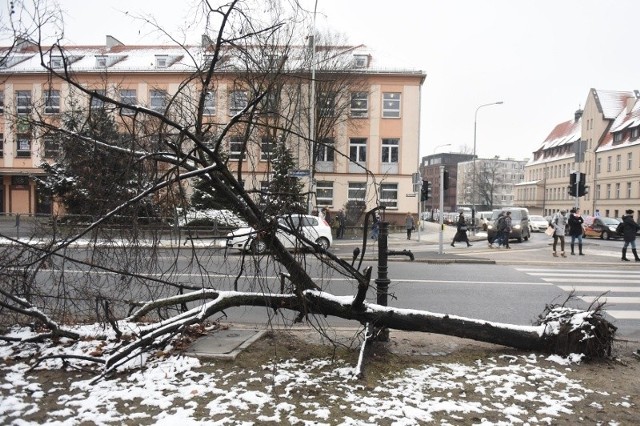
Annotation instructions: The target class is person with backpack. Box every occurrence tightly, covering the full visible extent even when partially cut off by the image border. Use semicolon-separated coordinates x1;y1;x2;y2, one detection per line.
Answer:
551;209;568;257
489;211;511;249
619;209;640;261
568;207;585;255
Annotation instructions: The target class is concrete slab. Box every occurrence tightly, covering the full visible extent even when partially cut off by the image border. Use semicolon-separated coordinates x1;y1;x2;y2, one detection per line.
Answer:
186;328;266;360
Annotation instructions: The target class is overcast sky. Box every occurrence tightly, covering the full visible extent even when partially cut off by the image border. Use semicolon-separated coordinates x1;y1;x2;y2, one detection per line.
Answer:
52;0;640;162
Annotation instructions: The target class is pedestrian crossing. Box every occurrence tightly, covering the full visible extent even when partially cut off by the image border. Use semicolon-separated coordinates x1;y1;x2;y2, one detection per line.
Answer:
515;268;640;321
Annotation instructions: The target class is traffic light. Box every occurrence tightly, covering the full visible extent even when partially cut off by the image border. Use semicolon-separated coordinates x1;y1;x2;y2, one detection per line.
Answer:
578;173;587;196
421;180;431;201
443;169;450;190
568;172;577;197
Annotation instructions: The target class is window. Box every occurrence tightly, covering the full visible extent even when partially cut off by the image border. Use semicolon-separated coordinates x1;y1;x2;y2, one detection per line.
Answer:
381;138;399;163
628;152;633;170
0;133;3;157
44;90;60;114
349;138;367;162
91;90;105;110
12;176;29;187
0;90;3;113
156;55;168;68
606;156;611;172
316;181;334;206
43;136;60;158
380;183;398;208
606;183;611;199
228;136;244;160
348;182;366;202
382;92;401;118
260;136;274;161
16;134;31;157
318;92;335;117
229;90;247;115
316;137;334;162
596;157;601;173
350;92;368;118
120;89;137;115
149;89;167;113
627;182;632;198
16;90;31;114
353;54;369;68
632;127;639;140
615;183;620;199
50;56;63;68
616;154;621;171
260;91;278;115
95;56;107;68
203;91;216;115
613;132;623;143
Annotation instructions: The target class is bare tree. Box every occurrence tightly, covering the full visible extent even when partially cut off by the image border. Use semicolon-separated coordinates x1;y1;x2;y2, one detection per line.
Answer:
0;0;615;381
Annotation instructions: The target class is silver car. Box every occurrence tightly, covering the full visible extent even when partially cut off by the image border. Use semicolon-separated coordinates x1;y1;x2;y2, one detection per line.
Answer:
528;215;549;232
226;214;333;254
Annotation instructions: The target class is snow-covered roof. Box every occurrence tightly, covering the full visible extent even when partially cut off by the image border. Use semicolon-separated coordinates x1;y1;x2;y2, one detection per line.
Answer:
597;94;640;152
591;89;639;119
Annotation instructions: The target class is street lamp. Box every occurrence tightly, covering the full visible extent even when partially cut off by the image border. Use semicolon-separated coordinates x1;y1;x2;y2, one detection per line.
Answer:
433;143;452;154
472;101;503;233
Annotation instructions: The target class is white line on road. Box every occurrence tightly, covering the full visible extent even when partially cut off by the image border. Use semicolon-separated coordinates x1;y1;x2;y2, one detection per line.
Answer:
604;310;640;320
517;269;640;275
541;278;638;283
579;296;640;304
557;285;640;293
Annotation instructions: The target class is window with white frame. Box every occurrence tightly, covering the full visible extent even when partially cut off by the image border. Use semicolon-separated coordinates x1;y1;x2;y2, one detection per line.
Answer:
349;138;367;162
382;92;401;118
16;90;31;114
95;56;107;68
596;157;601;173
615;182;620;198
632;127;639;140
90;90;105;110
120;89;137;115
381;138;399;163
16;134;31;157
380;183;398;208
350;92;368;117
595;184;600;200
228;136;244;160
606;183;611;199
44;89;60;114
316;137;334;162
203;91;216;115
43;136;60;158
50;56;63;68
229;90;247;115
260;136;274;161
155;55;168;68
628;152;633;170
318;92;335;117
613;132;623;143
348;182;366;202
149;89;167;113
353;54;369;68
606;156;611;172
316;181;334;206
616;154;621;171
627;182;632;198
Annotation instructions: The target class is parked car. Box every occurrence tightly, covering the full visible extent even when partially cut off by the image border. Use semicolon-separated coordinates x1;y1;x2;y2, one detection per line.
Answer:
528;215;550;232
226;214;333;254
486;207;531;243
582;216;622;240
476;211;494;231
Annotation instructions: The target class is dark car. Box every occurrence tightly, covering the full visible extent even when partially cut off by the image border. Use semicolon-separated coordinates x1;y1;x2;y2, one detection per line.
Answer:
582;216;622;239
486;208;531;243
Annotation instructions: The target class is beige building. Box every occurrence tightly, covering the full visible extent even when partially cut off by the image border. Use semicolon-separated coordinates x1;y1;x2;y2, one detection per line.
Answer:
0;37;425;223
519;89;640;219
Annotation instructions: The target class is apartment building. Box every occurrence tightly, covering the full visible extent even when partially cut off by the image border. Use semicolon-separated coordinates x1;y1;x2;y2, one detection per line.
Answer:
456;157;527;211
420;152;474;215
0;36;426;223
519;89;640;219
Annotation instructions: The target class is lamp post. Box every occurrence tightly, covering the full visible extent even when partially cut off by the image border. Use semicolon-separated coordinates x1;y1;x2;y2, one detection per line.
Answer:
472;101;503;234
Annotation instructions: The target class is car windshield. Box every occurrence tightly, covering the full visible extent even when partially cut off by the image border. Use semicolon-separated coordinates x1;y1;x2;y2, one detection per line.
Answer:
530;215;545;221
601;218;619;225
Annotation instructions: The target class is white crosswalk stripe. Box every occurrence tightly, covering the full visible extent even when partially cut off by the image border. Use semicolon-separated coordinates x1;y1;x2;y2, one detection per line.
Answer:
516;268;640;320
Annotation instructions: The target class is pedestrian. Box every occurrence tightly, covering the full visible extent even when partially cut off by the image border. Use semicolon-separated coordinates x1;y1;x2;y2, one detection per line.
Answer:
337;209;346;239
488;211;504;248
619;209;640;261
405;212;415;240
321;207;331;225
451;211;472;247
568;207;585;255
551;209;568;257
497;211;512;249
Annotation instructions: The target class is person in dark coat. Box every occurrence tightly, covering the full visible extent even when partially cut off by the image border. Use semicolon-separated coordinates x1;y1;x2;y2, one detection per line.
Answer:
620;209;640;261
451;211;472;247
568;207;585;255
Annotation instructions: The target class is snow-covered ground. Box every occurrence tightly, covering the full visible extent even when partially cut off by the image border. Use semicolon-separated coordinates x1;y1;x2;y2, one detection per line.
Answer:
0;324;636;425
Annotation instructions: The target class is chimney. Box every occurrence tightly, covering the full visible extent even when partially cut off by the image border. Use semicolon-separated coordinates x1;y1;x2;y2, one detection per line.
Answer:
574;109;583;122
106;35;124;49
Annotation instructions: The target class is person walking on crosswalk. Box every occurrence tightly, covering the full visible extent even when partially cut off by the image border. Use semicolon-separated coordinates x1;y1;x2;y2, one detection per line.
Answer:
551;210;568;257
620;209;640;261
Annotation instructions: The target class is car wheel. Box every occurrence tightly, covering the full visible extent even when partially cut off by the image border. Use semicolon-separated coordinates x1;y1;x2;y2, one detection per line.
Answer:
316;237;330;250
601;231;609;240
251;239;267;254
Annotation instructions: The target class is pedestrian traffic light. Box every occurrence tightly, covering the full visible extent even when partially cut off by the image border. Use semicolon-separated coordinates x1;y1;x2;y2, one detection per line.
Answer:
421;180;431;201
568;172;577;197
443;169;450;190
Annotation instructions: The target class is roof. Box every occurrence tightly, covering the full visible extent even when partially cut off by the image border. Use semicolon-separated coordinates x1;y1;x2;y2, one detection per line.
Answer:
591;89;639;119
598;94;640;152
